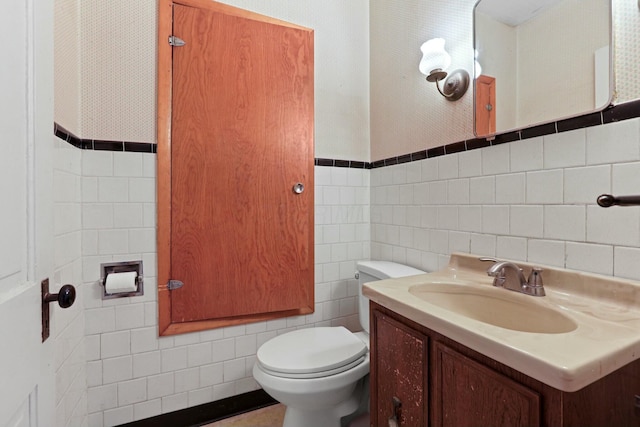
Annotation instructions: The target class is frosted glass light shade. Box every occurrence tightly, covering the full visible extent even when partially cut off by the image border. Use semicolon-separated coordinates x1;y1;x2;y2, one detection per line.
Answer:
419;38;451;76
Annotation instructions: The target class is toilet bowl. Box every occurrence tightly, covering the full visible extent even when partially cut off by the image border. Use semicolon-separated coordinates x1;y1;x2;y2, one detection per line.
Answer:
253;260;425;427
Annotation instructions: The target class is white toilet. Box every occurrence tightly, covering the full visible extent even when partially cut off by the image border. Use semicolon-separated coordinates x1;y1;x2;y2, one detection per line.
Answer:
253;260;425;427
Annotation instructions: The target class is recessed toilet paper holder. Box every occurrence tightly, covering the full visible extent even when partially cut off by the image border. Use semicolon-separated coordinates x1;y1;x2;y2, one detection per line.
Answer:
100;260;144;300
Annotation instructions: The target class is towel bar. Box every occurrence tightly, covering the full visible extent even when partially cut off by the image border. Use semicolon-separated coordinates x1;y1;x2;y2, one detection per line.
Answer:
596;194;640;207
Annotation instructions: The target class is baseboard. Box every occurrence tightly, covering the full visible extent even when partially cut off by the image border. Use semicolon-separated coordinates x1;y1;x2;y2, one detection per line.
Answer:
119;389;278;427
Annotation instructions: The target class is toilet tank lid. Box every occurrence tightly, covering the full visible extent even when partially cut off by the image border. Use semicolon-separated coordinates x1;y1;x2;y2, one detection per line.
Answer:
356;260;425;279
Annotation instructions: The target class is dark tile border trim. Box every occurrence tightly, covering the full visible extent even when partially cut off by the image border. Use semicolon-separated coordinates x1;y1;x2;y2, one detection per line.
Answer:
362;99;640;169
314;158;370;168
54;99;640;170
119;389;277;427
54;123;157;153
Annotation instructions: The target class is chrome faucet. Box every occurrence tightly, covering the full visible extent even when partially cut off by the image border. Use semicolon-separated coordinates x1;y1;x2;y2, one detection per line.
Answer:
480;258;546;297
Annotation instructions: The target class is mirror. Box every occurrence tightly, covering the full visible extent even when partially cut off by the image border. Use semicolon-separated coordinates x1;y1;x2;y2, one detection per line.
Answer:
473;0;612;137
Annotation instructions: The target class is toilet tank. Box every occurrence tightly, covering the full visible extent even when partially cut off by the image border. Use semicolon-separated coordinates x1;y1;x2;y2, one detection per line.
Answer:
356;261;426;334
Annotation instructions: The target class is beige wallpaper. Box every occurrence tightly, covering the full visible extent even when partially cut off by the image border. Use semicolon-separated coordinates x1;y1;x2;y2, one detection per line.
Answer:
370;0;475;161
54;0;157;143
54;0;81;134
80;1;157;143
614;0;640;103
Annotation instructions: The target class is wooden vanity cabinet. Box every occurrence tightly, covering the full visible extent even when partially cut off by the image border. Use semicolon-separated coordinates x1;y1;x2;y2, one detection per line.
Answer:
433;342;540;426
372;311;429;426
370;302;640;427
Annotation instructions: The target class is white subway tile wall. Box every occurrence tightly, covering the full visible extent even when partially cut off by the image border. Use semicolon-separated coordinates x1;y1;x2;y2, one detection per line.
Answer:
51;116;640;427
53;138;87;427
82;155;370;426
371;118;640;279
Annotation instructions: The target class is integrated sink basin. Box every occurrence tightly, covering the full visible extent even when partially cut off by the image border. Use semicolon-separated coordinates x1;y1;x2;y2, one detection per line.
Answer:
363;252;640;392
409;283;578;334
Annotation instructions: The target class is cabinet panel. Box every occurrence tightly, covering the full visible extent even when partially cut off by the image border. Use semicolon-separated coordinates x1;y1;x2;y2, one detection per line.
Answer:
372;310;429;427
433;342;541;427
157;0;314;335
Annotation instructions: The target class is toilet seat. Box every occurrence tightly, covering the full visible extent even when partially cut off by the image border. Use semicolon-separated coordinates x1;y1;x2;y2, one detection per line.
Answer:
258;354;367;379
256;326;367;379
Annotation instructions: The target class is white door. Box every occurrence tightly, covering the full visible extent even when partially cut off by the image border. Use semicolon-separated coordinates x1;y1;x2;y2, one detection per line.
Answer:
0;0;55;426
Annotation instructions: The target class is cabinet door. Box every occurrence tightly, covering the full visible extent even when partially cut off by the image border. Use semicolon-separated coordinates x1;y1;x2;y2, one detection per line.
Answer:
157;0;314;335
433;342;541;427
371;310;429;427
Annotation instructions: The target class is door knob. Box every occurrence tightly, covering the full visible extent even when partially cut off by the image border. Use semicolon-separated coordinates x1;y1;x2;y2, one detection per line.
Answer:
42;279;76;342
43;284;76;308
292;183;305;194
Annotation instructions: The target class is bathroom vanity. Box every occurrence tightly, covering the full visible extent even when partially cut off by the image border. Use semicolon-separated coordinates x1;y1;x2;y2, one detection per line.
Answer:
365;253;640;426
371;302;640;426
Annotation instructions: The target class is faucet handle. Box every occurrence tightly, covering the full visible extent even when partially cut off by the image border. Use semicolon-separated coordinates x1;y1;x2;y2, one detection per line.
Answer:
526;267;546;296
479;257;499;263
527;267;544;287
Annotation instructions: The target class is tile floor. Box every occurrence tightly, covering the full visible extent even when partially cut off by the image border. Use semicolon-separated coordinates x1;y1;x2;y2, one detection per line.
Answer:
203;404;285;427
203;404;371;427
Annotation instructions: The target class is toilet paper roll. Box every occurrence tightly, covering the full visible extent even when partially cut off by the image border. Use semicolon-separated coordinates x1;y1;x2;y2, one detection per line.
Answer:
105;271;138;294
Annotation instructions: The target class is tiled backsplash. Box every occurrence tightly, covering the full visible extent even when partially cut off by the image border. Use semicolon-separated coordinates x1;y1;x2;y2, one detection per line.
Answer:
371;118;640;280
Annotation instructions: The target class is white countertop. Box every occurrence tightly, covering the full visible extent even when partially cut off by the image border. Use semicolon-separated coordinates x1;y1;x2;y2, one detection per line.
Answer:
363;252;640;392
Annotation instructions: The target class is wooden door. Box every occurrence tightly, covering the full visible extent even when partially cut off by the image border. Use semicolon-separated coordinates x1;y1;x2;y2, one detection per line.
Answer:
0;0;55;424
371;308;429;427
157;0;314;335
475;75;496;136
433;342;541;427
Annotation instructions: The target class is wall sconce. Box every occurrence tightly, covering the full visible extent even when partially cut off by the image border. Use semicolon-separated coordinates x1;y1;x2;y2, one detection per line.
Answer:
419;38;469;101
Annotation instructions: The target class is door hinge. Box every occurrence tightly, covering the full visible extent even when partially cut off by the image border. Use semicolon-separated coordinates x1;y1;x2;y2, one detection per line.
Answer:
168;36;186;47
167;280;184;290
